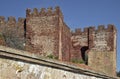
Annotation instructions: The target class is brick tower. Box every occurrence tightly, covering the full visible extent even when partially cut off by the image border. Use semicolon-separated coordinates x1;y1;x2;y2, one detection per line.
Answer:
88;25;117;76
71;25;117;76
25;7;71;61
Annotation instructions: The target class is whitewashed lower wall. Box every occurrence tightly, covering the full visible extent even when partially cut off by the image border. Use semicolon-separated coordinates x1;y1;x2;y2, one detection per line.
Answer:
0;58;101;79
0;46;116;79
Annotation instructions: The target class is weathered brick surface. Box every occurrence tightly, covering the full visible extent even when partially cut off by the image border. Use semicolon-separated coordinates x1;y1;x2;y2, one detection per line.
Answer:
0;7;117;76
88;51;116;76
26;16;59;56
91;25;116;51
0;16;25;49
71;28;88;60
61;23;71;61
71;25;117;76
88;25;117;76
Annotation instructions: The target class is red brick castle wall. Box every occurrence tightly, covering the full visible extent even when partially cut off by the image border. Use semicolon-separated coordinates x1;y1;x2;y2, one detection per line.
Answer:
0;6;117;76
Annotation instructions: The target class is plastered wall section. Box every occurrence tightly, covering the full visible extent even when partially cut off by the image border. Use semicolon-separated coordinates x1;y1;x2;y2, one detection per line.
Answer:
0;59;102;79
0;46;113;79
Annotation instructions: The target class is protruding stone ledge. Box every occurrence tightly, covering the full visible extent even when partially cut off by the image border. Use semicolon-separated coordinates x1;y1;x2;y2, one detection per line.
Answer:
0;46;117;79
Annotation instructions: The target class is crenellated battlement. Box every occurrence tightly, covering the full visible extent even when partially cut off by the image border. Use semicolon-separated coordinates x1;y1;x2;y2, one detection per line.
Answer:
0;6;117;76
75;28;81;34
97;25;105;31
88;26;95;33
18;17;25;23
26;6;63;17
0;16;25;26
72;27;89;35
0;16;5;21
7;16;16;23
0;16;6;24
107;24;116;32
96;24;116;32
72;24;116;36
71;24;115;35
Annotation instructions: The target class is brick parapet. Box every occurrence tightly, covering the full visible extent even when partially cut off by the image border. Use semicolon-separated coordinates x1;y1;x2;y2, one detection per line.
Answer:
0;16;25;50
95;24;117;32
71;25;117;50
25;6;63;57
72;27;89;36
0;16;25;27
26;6;63;18
0;6;117;77
89;24;117;51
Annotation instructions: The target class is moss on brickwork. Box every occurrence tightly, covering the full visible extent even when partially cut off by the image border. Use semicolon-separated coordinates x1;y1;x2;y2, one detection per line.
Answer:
47;54;58;59
71;58;84;64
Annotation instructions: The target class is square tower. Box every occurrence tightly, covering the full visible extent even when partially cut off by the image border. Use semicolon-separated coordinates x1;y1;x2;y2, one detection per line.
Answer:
25;7;71;61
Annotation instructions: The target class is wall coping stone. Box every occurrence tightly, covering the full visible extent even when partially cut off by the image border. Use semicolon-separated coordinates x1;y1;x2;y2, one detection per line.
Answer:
0;46;117;79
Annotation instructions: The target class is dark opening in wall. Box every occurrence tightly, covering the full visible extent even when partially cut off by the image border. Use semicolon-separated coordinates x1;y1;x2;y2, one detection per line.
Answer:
24;19;26;38
81;46;89;65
